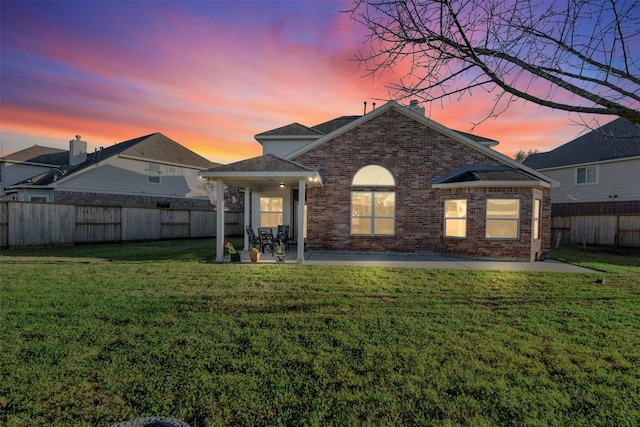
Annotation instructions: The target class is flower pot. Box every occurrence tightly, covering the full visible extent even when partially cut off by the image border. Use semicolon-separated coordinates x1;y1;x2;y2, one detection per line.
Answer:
276;254;285;263
250;252;260;262
230;253;241;263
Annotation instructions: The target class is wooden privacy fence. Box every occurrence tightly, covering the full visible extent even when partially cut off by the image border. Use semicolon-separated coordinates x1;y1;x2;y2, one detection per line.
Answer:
552;214;640;247
0;201;243;248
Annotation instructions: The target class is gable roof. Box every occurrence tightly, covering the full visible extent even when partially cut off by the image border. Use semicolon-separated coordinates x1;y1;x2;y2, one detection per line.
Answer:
284;101;556;187
1;145;67;165
256;123;324;137
10;133;218;187
311;116;361;134
523;118;640;169
255;111;498;147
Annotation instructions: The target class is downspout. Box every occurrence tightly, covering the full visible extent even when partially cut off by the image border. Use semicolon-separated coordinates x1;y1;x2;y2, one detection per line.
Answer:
215;180;225;262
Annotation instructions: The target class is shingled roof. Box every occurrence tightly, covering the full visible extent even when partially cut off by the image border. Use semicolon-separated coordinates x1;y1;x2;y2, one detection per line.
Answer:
203;154;315;173
11;133;218;187
2;145;67;165
432;165;541;185
523;118;640;169
256;109;498;146
255;123;323;137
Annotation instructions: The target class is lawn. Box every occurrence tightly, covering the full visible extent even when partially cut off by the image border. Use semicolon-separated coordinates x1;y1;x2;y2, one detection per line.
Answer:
1;240;639;426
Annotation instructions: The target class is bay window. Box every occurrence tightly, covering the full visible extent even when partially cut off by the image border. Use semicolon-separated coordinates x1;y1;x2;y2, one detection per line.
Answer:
486;199;520;239
445;199;467;238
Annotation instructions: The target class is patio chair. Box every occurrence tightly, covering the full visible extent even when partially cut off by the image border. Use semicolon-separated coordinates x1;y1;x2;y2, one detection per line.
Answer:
257;227;276;255
277;225;291;250
246;226;260;250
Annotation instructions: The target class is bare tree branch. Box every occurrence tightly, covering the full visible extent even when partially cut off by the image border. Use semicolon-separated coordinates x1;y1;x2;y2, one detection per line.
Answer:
348;0;640;123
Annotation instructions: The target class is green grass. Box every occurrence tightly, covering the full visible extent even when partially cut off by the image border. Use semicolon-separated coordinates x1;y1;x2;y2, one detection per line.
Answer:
1;240;639;426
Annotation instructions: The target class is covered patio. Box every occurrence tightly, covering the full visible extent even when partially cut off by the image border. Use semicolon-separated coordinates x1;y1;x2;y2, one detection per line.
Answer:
199;154;323;263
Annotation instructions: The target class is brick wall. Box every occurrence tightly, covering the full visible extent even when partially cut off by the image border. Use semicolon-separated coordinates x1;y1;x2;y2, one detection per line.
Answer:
55;191;213;210
295;108;551;260
54;186;245;211
553;200;640;215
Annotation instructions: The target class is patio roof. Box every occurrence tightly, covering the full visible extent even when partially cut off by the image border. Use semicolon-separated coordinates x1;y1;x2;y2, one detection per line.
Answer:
199;153;323;190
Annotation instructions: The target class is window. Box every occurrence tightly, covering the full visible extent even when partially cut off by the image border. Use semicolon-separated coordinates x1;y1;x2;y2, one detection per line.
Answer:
486;199;520;239
533;199;541;240
352;165;395;186
576;166;597;184
260;197;283;227
351;165;395;236
445;199;467;238
147;163;160;184
351;192;395;235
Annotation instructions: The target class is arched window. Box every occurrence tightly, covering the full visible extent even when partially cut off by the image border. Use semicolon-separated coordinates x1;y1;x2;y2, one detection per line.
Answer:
351;165;395;236
352;165;395;186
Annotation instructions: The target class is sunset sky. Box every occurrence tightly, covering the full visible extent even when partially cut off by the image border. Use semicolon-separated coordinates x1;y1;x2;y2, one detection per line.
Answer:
0;0;619;164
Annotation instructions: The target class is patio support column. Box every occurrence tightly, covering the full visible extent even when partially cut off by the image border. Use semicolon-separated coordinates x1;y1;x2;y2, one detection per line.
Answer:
243;187;250;251
215;179;225;263
297;178;305;264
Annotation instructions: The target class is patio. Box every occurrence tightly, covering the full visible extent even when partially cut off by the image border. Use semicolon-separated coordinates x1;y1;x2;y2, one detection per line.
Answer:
225;247;594;272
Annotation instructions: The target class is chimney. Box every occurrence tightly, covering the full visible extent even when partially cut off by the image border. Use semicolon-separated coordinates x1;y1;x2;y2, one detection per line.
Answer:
408;99;425;116
69;135;87;166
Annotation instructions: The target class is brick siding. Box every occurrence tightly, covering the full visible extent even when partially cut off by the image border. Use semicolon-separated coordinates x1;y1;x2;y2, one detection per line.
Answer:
553;200;640;215
54;185;245;211
295;108;551;260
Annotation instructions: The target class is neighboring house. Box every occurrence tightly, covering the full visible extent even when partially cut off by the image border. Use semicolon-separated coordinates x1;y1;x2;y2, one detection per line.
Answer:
1;133;223;209
523;118;640;215
201;101;557;262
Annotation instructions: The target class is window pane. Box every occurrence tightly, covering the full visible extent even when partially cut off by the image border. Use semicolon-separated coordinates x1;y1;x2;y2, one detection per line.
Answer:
352;165;395;186
352;192;372;216
445;219;466;237
260;197;283;211
374;218;394;235
260;213;282;227
486;220;518;238
577;168;586;184
487;199;519;218
147;163;160;183
375;192;395;216
587;167;597;183
445;199;466;218
533;199;541;239
351;218;371;235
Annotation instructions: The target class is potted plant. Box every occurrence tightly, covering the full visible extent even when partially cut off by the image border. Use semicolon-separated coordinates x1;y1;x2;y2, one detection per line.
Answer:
275;242;286;263
225;242;241;263
249;247;260;262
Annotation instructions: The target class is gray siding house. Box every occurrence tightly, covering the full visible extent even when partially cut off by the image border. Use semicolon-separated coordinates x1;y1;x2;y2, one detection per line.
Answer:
524;118;640;215
1;133;221;209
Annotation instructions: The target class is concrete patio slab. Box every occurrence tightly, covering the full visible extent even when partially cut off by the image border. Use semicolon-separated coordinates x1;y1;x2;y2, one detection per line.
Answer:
238;249;595;273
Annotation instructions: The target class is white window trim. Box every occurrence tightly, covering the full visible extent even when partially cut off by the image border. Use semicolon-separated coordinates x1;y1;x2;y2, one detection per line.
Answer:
444;199;467;238
351;165;396;236
533;199;541;240
351;191;396;236
575;165;598;185
485;198;520;240
147;162;161;184
259;196;284;228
